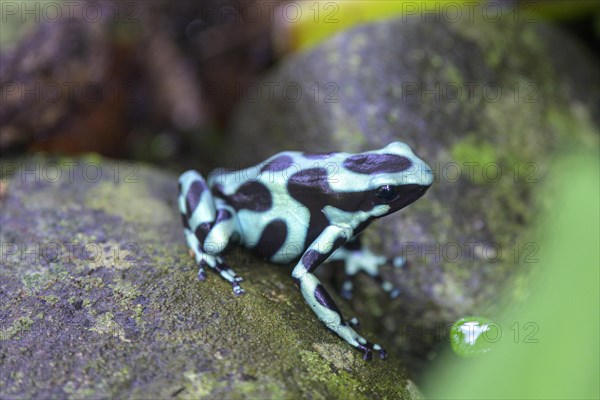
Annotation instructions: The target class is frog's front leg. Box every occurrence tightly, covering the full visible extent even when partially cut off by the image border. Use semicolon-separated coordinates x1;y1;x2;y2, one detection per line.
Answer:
178;170;244;295
327;236;403;300
291;226;386;360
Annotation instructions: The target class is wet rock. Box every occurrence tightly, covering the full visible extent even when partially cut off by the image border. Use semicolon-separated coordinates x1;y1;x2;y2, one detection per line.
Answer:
0;156;416;399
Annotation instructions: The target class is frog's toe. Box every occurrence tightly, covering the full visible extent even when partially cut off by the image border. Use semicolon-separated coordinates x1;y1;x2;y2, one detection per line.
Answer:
347;317;360;328
232;282;245;296
380;280;401;298
357;341;387;361
196;261;209;281
197;268;207;281
340;279;354;300
392;256;406;269
372;275;401;299
214;260;244;284
360;346;373;361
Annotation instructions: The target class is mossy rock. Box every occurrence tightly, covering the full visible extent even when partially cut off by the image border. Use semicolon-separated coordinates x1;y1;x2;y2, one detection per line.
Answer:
0;156;419;399
226;12;599;373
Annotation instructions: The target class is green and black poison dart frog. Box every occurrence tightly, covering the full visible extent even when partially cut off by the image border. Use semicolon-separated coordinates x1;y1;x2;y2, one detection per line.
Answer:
178;142;433;360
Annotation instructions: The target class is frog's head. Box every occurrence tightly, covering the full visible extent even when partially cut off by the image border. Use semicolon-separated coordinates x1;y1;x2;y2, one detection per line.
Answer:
288;142;433;231
341;141;433;219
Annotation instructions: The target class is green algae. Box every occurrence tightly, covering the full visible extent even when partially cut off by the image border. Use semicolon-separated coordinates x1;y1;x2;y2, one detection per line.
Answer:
109;276;141;308
0;316;34;341
547;105;599;147
85;180;172;225
90;312;130;342
450;135;498;185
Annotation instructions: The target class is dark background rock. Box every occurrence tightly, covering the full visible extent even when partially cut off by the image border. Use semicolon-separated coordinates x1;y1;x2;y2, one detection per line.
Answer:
226;12;599;376
0;0;276;161
0;157;418;399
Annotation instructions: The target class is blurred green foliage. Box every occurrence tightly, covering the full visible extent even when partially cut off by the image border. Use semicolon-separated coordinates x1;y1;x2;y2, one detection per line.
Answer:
424;148;600;399
283;1;473;52
284;1;600;54
531;0;599;21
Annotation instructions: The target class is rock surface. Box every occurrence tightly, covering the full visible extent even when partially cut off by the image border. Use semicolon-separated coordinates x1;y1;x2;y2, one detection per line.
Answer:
226;12;599;373
0;156;417;399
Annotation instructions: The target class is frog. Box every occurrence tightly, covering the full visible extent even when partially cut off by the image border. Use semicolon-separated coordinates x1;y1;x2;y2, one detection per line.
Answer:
178;141;433;360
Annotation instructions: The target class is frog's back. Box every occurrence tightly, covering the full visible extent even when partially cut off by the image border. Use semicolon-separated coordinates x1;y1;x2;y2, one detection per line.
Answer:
206;150;347;263
207;150;347;194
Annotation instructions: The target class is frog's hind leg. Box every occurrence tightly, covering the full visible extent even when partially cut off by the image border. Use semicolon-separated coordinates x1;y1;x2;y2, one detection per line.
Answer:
178;170;244;295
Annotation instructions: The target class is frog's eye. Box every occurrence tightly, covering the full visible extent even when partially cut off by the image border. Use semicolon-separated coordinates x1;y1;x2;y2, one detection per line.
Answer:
375;185;400;203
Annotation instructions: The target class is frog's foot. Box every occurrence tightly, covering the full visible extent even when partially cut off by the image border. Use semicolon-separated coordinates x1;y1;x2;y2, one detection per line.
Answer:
214;259;245;296
358;340;387;361
342;249;402;299
346;330;387;360
373;275;401;299
347;317;360;328
231;281;245;296
325;318;386;360
199;255;245;295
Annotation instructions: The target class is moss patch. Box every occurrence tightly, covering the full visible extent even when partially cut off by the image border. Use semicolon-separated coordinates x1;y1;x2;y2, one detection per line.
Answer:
85;181;172;225
0;316;34;341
